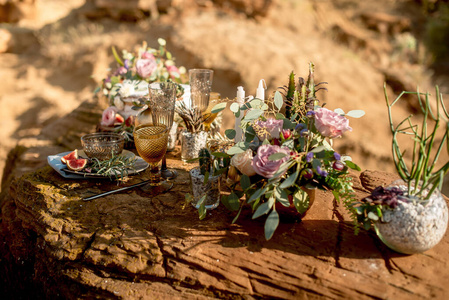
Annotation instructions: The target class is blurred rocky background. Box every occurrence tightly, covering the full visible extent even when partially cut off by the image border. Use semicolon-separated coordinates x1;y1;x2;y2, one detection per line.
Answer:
1;0;449;190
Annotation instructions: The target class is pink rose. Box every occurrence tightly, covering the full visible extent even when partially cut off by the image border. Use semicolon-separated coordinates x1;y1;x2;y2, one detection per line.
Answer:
231;149;256;176
314;108;352;138
254;118;284;141
136;58;157;78
141;52;155;60
101;106;118;126
252;144;290;178
166;65;180;79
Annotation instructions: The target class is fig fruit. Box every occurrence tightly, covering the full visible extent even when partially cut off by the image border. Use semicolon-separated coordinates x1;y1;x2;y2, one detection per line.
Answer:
61;150;78;164
66;158;88;171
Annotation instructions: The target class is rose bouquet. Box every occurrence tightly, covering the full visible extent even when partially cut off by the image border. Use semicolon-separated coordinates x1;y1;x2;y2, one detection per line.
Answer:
210;63;364;240
95;39;188;142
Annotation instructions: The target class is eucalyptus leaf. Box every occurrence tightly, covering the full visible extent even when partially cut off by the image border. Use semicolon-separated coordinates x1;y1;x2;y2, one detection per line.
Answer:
225;129;236;140
280;167;299;188
248;186;268;203
282;139;294;149
227;145;245;155
345;160;361;171
274;91;284;111
293;189;309;214
346;110;365;118
243;109;264;121
282;118;296;130
230;102;240;113
268;152;288;161
264;209;280;240
228;192;241;211
252;197;275;219
334;108;345;115
197;195;207;220
249;99;263;108
241;175;251;190
211;102;227;114
211;152;229;158
274;187;289;206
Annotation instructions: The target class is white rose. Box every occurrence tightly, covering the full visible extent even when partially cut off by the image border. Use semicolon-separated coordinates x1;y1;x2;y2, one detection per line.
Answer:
113;96;125;111
231;149;256;177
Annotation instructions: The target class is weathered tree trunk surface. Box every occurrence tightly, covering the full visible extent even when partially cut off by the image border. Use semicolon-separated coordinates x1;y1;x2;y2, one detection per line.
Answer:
1;99;448;299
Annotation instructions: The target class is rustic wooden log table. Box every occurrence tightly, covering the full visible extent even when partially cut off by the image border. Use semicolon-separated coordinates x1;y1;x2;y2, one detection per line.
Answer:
1;99;449;299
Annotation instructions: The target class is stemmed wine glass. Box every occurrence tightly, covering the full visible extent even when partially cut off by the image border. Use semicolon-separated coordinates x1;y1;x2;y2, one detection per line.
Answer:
147;82;177;179
133;124;171;195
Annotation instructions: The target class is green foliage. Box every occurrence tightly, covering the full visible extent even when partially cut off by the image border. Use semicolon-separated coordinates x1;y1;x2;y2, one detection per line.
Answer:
384;84;449;199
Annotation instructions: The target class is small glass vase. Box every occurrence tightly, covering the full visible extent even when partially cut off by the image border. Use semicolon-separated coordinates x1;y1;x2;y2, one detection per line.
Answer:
189;167;221;210
374;181;449;254
180;130;208;162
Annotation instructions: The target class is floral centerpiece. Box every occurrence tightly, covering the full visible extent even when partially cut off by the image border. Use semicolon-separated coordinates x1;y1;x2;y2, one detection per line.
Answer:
208;63;364;240
95;38;188;142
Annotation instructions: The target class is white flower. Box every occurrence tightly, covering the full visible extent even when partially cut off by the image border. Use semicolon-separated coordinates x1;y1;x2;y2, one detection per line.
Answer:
113;96;125;111
118;80;136;97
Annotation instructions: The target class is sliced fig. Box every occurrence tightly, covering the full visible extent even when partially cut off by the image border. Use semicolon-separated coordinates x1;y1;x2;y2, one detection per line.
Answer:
61;150;78;164
66;158;88;171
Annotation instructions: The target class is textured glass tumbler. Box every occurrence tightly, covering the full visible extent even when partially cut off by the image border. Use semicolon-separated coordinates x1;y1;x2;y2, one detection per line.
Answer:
189;69;213;113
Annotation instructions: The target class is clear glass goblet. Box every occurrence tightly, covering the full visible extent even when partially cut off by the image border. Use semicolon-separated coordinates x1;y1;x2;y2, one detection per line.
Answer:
147;82;178;180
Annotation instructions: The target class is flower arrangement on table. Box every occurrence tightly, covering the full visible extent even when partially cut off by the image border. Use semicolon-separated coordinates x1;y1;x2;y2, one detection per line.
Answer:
95;38;188;143
207;63;364;240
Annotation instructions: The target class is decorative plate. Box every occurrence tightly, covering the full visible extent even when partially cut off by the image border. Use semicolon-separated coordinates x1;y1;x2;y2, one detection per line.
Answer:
47;150;148;179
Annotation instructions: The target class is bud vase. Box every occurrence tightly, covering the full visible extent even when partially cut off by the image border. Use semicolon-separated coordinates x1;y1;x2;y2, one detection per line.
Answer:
180;131;208;162
189;167;221;210
374;181;448;254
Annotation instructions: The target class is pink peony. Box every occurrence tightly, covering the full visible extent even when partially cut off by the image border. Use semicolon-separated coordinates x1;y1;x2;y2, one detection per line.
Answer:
141;52;155;60
136;58;157;78
166;65;180;79
252;144;290;178
314;108;352;138
101;106;118;126
254;118;284;141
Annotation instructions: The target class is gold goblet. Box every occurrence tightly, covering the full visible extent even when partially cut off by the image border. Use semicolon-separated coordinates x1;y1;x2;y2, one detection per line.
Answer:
133;124;172;195
202;92;221;132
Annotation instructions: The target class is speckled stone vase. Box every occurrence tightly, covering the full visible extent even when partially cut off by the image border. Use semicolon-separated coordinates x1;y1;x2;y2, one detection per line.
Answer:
374;181;448;254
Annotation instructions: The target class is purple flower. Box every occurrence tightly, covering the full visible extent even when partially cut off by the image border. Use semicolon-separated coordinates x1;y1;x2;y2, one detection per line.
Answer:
295;123;306;131
254;118;284;141
316;166;328;177
124;59;130;69
115;66;128;76
306;152;314;163
307;111;316;117
252;144;290;178
333;152;341;160
300;129;309;136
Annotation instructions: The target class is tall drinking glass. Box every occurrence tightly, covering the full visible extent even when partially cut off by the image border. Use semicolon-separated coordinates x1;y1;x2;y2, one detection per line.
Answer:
147;82;177;180
189;69;214;113
133;124;171;195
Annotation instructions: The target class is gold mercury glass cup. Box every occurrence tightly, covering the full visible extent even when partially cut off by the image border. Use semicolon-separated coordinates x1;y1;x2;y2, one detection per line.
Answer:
202;92;221;132
133;124;172;194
